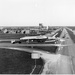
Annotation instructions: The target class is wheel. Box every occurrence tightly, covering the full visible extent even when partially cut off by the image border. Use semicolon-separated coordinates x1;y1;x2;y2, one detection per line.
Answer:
11;40;15;44
18;41;21;44
12;42;15;44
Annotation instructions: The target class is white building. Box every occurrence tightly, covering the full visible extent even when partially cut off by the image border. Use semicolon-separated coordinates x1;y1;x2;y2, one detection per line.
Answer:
3;29;8;33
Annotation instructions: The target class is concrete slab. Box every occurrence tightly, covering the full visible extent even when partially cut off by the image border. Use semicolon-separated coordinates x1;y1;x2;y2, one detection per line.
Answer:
57;28;75;74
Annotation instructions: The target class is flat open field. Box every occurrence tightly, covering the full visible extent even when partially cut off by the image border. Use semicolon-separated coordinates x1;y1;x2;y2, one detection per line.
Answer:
0;33;25;39
68;26;75;30
0;48;34;74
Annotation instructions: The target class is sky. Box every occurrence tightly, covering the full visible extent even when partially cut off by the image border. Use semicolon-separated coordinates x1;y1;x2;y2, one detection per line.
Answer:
0;0;75;26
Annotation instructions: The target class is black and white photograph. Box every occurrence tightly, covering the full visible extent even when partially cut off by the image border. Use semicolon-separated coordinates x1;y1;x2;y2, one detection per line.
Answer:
0;0;75;74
